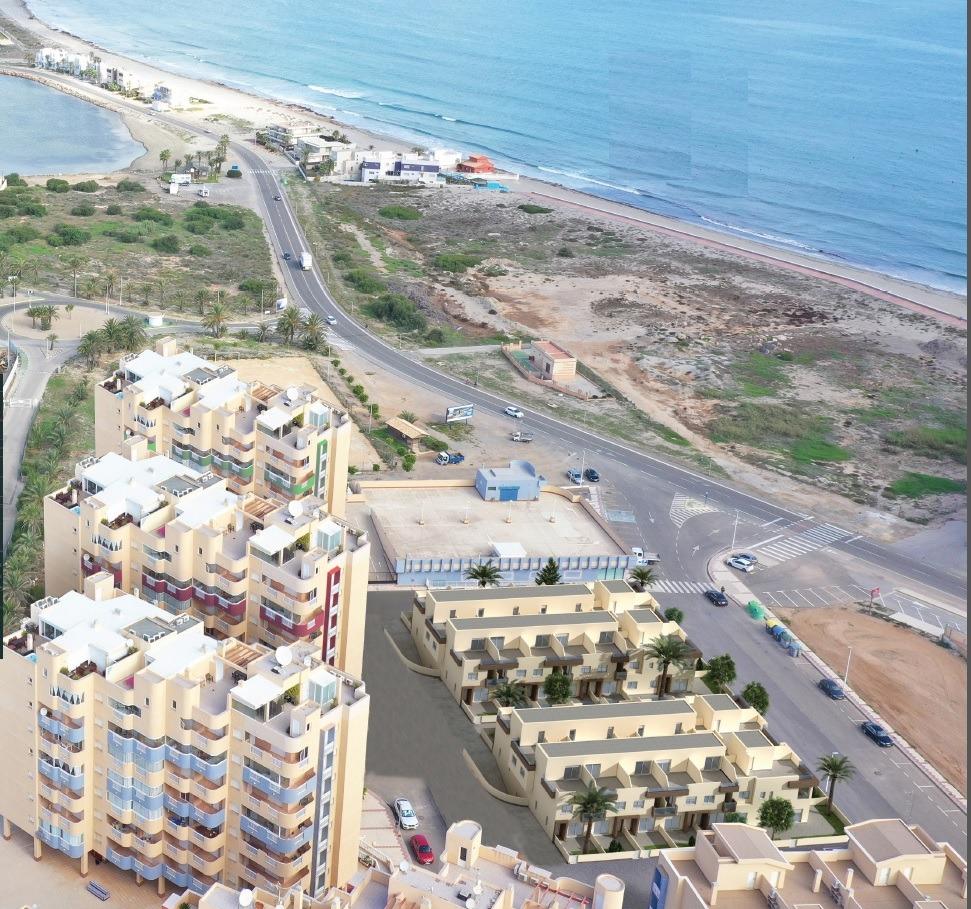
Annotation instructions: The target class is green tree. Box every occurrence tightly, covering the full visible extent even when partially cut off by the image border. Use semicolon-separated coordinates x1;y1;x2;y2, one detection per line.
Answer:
705;654;737;693
202;301;231;337
155;274;172;308
301;312;325;350
628;565;656;589
542;670;573;705
465;561;502;587
535;557;562;585
101;317;124;347
757;797;795;840
159;148;171;172
723;812;747;823
569;783;617;855
47;331;57;351
119;315;147;352
817;754;855;811
78;330;106;366
194;288;209;315
2;563;35;617
60;254;87;296
492;680;529;708
742;681;770;715
276;306;302;345
639;634;691;699
663;607;684;623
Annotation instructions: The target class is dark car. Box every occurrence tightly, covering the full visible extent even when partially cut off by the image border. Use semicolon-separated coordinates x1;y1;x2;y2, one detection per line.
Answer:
282;251;291;260
274;194;282;201
583;468;600;482
704;589;728;607
861;721;894;747
410;833;435;865
818;678;846;700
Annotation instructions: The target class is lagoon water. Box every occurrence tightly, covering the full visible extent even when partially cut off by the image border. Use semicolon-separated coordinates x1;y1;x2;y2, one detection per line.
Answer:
0;75;144;175
26;0;968;291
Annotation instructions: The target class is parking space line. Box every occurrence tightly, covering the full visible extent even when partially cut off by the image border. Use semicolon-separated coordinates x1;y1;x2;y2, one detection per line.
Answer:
775;591;801;607
790;589;819;607
802;588;831;605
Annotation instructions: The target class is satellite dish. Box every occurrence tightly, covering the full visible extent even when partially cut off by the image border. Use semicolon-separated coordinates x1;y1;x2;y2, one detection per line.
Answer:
39;708;48;717
287;500;303;518
238;891;254;909
399;860;412;872
286;386;300;402
275;645;293;667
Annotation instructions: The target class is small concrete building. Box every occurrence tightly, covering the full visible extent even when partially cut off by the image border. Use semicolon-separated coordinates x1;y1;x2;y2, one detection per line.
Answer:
530;339;577;382
385;416;426;452
475;460;545;501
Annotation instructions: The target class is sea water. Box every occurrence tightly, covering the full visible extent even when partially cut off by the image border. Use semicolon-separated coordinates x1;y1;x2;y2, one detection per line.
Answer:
0;75;144;175
26;0;967;291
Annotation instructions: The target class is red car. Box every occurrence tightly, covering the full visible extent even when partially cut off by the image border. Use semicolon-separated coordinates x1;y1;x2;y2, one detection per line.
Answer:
410;834;435;865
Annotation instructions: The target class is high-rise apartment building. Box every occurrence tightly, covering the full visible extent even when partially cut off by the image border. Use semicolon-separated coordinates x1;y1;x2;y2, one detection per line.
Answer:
94;339;350;516
0;577;369;899
43;451;370;673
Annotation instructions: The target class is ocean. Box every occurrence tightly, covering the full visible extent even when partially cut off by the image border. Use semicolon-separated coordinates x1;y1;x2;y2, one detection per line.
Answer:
26;0;968;292
0;75;144;175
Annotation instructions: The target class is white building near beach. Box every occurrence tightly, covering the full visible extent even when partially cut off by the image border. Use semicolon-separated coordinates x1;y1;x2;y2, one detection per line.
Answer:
34;47;98;79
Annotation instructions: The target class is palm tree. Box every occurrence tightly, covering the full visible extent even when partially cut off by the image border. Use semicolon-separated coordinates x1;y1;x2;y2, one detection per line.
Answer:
101;318;124;348
102;268;118;299
19;472;53;510
255;321;270;342
301;313;325;350
81;275;101;300
2;564;35;617
569;783;617;855
194;288;209;315
202;301;231;337
628;565;656;590
155;275;171;309
15;499;44;535
159;148;171;172
466;561;501;588
61;253;87;296
47;331;57;351
78;330;106;366
171;291;188;314
817;754;855;811
119;315;147;352
276;306;302;345
174;157;183;171
492;680;529;708
638;634;691;699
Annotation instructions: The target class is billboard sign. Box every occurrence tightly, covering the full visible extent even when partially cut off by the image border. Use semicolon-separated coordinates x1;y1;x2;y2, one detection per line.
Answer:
445;404;475;423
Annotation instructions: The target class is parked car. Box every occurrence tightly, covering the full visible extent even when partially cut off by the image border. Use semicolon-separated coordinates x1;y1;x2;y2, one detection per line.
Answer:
504;406;524;419
566;468;582;484
393;798;419;830
631;547;660;565
435;452;465;465
583;468;600;482
817;678;846;700
725;556;755;573
282;251;291;260
704;589;729;607
510;431;534;443
410;833;435;865
324;314;337;325
861;721;894;747
733;552;758;566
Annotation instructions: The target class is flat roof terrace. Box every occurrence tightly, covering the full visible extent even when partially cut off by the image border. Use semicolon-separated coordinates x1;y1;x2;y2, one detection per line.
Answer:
352;484;624;562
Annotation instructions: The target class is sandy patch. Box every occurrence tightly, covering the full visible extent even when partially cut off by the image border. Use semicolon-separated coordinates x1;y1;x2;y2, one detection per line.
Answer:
3;303;108;339
776;605;967;793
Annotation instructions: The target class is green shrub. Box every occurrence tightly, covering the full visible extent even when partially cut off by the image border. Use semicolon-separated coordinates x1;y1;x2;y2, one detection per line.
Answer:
6;225;42;244
107;227;144;244
425;327;446;344
556;245;575;257
0;205;15;219
517;203;553;214
886;473;966;499
116;179;146;193
47;224;90;246
422;435;448;452
185;218;212;235
220;211;245;230
152;234;180;254
105;203;123;215
18;201;47;217
226;169;242;179
432;252;482;273
45;178;71;193
883;424;967;463
72;180;100;192
378;204;422;221
70;203;96;216
4;173;28;187
343;268;386;295
366;293;426;332
332;250;354;266
481;264;508;277
402;453;417;471
189;244;211;257
134;207;174;225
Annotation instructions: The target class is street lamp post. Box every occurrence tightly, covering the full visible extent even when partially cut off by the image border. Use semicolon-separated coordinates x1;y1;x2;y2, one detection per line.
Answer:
731;510;739;549
843;647;853;685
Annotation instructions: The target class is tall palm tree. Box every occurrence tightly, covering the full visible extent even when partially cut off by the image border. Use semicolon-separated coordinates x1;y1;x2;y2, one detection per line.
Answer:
255;321;271;342
155;275;171;308
171;291;188;314
466;562;502;588
60;253;88;297
276;306;302;345
202;301;231;338
15;499;44;535
628;565;656;589
119;315;147;352
194;288;209;315
47;331;57;351
159;148;171;172
492;680;529;708
81;275;101;300
19;472;53;510
569;783;617;855
817;754;855;810
638;635;691;700
101;318;124;347
78;330;106;366
102;268;119;299
2;564;35;618
301;313;325;350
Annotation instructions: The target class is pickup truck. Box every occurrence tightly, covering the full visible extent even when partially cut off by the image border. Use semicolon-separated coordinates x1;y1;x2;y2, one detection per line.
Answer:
510;431;534;443
436;452;465;465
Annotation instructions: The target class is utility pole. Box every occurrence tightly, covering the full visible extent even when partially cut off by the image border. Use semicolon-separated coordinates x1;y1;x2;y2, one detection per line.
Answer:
843;647;853;685
731;510;739;549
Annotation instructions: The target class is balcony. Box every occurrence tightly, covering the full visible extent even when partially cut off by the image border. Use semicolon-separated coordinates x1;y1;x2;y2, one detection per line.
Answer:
39;711;85;744
39;760;84;792
653;805;678;818
242;765;316;805
239;815;313;853
38;826;84;858
723;799;738;813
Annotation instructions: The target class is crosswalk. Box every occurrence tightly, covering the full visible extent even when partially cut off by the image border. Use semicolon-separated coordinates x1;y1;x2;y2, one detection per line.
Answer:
752;522;853;565
649;579;711;594
668;494;718;528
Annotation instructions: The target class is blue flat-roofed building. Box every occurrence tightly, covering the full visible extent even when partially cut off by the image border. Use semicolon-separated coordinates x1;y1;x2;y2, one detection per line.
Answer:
475;461;545;502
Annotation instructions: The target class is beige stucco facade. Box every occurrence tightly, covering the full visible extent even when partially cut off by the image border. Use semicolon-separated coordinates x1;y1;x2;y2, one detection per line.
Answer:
43;451;370;676
1;579;369;898
530;340;577;383
94;339;351;517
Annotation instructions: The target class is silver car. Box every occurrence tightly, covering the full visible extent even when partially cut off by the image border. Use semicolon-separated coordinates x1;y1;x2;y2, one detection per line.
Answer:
393;797;419;830
725;556;755;573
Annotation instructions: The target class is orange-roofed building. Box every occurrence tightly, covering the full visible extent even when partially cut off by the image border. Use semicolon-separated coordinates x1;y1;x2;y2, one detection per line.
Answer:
457;154;496;173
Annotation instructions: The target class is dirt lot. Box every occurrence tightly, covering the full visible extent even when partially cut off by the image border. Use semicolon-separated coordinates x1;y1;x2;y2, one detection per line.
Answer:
294;181;967;525
776;605;967;793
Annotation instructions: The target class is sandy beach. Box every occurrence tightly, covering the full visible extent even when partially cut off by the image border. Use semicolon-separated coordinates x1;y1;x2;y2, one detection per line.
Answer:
0;0;965;322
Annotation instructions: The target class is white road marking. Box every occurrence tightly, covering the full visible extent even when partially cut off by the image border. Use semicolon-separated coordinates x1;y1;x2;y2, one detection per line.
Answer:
760;518;784;528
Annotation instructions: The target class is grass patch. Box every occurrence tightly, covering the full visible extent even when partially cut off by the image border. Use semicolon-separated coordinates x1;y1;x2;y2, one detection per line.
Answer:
382;255;424;276
790;439;851;463
432;252;483;273
517;203;553;214
378;205;422;221
886;473;966;499
883;424;967;464
429;421;474;441
729;351;791;397
815;804;846;836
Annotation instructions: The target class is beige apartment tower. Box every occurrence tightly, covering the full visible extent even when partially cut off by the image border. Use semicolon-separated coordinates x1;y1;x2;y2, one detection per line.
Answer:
0;579;369;898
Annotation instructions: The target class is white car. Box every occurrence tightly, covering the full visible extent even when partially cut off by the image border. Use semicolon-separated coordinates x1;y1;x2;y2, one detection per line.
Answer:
725;556;755;573
324;314;337;326
504;406;524;419
393;798;419;830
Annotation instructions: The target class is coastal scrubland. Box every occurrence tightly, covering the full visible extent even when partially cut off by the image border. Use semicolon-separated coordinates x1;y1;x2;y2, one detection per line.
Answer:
293;179;967;521
0;174;275;312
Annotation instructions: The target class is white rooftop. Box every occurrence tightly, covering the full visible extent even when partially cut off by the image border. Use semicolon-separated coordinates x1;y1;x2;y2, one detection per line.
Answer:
232;674;282;710
84;452;197;493
250;524;294;555
172;481;237;529
256;406;290;432
124;349;209;383
144;627;217;679
196;373;248;411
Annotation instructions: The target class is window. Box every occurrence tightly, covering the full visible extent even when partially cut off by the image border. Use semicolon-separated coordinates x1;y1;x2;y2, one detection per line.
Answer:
172;700;176;710
656;760;671;772
535;634;550;648
628;682;638;690
634;799;645;808
563;766;581;780
607;726;615;738
634;761;650;775
469;638;485;651
704;756;721;771
704;795;716;804
449;610;457;618
685;796;697;805
477;609;485;618
598;631;613;643
533;669;543;676
512;607;520;616
516;670;527;678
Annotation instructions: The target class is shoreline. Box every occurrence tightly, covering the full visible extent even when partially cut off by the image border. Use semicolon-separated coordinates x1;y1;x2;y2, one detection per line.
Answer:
4;0;966;322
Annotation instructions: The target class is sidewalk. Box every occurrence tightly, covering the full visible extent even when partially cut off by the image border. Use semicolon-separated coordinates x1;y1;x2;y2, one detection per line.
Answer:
706;550;968;814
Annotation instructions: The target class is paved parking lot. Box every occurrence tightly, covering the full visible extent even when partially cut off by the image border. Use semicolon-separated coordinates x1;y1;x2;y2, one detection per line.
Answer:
361;589;652;906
